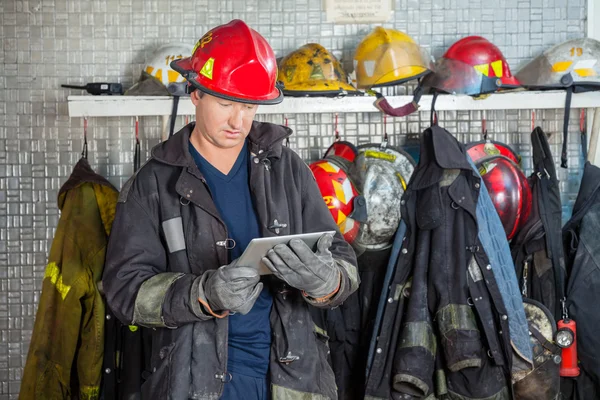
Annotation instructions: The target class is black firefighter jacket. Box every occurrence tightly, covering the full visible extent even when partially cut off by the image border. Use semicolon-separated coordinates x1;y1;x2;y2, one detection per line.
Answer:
365;125;520;400
102;122;359;400
21;158;118;399
562;161;600;400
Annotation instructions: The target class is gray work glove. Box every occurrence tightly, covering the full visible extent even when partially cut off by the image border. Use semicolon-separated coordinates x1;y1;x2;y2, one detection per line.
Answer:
203;260;263;315
262;232;341;300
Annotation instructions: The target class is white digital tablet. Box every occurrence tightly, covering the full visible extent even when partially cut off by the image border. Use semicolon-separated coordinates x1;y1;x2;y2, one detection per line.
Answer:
237;231;336;275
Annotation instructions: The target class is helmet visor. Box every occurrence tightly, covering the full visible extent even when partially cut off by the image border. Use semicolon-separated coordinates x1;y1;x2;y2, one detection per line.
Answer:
356;42;434;88
422;57;502;95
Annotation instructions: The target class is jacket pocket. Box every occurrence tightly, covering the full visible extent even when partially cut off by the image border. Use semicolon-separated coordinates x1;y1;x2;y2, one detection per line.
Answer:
141;343;175;400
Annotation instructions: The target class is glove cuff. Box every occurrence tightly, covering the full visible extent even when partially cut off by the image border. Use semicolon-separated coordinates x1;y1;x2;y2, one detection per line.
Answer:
196;271;229;319
302;270;341;303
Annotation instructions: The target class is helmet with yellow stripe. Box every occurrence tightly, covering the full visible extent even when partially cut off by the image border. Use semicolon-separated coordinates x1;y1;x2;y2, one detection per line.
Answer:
349;144;416;251
516;38;600;89
309;156;366;245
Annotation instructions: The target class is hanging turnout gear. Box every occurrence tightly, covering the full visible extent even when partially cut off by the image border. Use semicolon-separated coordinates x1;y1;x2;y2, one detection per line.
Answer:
171;20;283;104
562;160;600;395
516;38;600;168
423;35;520;97
510;127;567;320
468;143;532;240
348;144;415;252
353;27;434;117
277;43;360;97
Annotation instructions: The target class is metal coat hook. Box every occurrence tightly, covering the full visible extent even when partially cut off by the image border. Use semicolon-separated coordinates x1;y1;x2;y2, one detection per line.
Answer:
580;109;588;159
482;112;488;141
82;117;88;159
334;113;340;141
134;116;141;172
383;114;389;142
284;117;290;147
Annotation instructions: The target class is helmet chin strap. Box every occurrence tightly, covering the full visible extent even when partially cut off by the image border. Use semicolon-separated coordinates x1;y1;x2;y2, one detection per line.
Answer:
561;85;573;168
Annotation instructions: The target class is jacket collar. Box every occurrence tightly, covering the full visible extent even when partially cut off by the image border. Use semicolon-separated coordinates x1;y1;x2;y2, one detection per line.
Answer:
151;121;293;167
58;158;116;204
410;124;475;191
58;158;118;236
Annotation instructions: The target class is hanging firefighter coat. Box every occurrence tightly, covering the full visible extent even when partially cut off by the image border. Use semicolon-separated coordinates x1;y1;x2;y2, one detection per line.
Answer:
364;125;533;399
511;127;566;320
20;158;118;400
562;162;600;399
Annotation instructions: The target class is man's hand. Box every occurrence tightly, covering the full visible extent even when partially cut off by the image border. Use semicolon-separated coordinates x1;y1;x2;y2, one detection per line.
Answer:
203;260;263;315
262;232;341;300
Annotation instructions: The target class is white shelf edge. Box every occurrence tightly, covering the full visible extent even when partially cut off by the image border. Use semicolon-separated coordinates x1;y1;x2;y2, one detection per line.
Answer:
67;91;600;117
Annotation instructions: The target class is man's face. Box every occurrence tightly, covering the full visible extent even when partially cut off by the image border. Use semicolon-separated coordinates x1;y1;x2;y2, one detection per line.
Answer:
191;91;258;149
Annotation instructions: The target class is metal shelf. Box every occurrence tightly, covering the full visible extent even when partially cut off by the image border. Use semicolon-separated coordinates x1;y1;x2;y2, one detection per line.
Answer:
67;91;600;117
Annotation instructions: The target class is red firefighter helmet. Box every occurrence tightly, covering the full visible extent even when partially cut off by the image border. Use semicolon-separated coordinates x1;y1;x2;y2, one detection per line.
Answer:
466;140;521;165
475;155;532;240
171;20;283;104
309;158;366;244
323;141;359;163
423;36;520;96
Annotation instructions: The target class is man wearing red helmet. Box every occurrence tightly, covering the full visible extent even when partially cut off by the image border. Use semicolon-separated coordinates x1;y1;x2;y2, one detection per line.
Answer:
103;20;358;400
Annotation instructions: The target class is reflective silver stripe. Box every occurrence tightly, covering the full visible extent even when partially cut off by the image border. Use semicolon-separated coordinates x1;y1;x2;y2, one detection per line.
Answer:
133;272;185;328
440;168;460;187
337;259;359;292
162;217;186;253
399;321;437;357
271;384;330;400
436;304;479;336
468;255;484;282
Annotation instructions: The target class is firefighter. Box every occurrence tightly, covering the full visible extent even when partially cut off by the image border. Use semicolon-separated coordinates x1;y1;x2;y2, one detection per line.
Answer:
102;20;358;400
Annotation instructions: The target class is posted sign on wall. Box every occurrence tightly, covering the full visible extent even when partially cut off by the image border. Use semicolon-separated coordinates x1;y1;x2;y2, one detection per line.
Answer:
324;0;393;24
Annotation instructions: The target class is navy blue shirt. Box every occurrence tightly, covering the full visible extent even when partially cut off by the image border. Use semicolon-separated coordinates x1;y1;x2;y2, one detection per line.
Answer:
189;140;273;378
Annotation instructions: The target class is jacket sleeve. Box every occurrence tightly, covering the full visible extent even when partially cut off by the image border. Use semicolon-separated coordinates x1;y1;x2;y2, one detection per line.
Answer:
299;161;360;308
103;178;218;329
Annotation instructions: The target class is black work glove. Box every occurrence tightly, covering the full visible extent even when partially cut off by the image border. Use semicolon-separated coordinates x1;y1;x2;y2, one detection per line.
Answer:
203;260;263;315
262;232;341;300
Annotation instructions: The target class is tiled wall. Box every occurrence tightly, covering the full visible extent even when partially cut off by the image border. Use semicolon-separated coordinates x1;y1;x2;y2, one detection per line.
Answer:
0;0;587;397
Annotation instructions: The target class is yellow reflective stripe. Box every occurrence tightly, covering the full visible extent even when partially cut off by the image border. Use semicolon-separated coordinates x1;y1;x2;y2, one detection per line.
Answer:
491;60;503;77
80;385;100;400
332;179;347;205
364;149;396;162
44;262;71;300
552;60;573;72
396;172;407;190
200;57;215;80
399;321;437;357
436;304;478;336
574;68;597;77
473;63;490;76
317;161;339;173
167;69;182;83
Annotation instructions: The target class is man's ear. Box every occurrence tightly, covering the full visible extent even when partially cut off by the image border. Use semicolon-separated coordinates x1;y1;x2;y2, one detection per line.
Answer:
190;89;201;106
